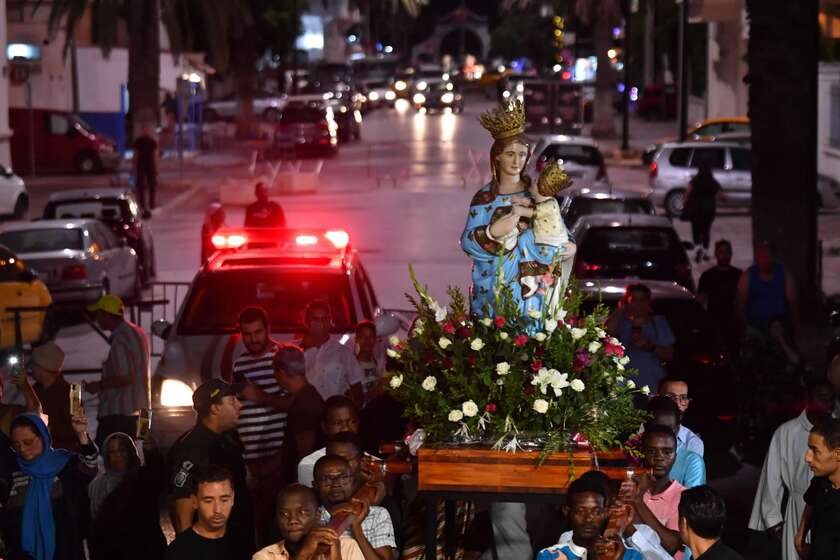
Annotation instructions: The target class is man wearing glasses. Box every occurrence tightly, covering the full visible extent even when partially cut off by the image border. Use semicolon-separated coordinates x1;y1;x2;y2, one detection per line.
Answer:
313;454;396;560
658;376;705;457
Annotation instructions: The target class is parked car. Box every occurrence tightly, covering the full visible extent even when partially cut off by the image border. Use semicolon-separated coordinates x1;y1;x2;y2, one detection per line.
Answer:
42;188;156;284
0;165;28;220
0;219;140;304
0;245;51;351
529;135;608;189
571;214;694;291
204;90;288;122
273;102;339;158
9;109;120;174
412;80;464;113
149;227;404;450
560;188;655;231
642;117;750;164
360;79;394;108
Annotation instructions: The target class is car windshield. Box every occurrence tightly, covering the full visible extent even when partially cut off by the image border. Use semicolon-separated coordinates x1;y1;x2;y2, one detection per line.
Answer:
0;229;84;253
281;107;325;123
541;144;604;166
177;269;355;334
579;227;681;261
44;198;129;222
565;198;654;226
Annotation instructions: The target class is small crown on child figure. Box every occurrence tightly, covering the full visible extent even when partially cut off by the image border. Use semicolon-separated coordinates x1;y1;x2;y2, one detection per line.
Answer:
537;159;574;197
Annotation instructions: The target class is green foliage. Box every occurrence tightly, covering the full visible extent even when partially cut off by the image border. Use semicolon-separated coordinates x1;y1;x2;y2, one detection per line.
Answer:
388;268;647;454
490;10;556;69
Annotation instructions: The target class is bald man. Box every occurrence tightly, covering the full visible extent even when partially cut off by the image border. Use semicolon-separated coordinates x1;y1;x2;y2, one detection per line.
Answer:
829;355;840;419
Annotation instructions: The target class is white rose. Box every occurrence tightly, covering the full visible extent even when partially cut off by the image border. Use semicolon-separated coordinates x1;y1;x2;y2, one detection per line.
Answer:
545;319;558;333
462;400;479;417
570;379;585;392
534;332;547;342
389;374;403;389
533;399;549;414
496;362;511;376
448;410;464;422
619;356;630;365
616;376;624;382
499;332;509;340
421;376;437;391
389;335;401;347
596;328;606;339
617;363;625;371
641;385;651;396
626;380;636;389
571;328;587;340
470;338;485;351
527;308;542;319
386;348;400;358
482;318;493;327
439;337;452;349
588;341;601;353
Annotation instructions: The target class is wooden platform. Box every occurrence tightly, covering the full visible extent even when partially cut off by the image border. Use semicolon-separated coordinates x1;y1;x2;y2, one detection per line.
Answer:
418;447;632;494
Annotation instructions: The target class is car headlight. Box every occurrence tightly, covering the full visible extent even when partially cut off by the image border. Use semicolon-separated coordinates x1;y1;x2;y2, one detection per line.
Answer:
395;80;407;91
502;90;511;99
441;92;454;104
417;81;428;91
160;379;194;407
516;83;524;93
368;91;379;101
385;90;396;101
413;93;426;104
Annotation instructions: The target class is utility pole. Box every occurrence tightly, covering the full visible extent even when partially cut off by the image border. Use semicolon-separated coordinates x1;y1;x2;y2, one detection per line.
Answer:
676;0;689;141
621;0;633;151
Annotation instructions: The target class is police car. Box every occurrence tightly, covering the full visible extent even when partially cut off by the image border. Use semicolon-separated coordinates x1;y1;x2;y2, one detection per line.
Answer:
149;227;406;450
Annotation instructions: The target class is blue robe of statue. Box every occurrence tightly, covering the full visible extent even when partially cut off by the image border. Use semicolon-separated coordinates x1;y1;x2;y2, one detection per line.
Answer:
460;182;567;320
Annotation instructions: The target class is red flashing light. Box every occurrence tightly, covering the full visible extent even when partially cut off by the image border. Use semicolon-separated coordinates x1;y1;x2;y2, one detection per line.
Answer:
562;71;571;80
295;234;319;246
212;233;247;249
325;230;350;249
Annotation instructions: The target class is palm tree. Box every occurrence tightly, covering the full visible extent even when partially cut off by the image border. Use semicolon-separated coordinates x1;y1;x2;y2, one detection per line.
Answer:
745;0;819;316
39;0;161;138
504;0;621;139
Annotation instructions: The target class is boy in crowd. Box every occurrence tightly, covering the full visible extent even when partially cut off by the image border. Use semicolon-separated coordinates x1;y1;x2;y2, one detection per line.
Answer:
796;417;840;559
253;483;364;560
646;397;706;489
657;377;704;457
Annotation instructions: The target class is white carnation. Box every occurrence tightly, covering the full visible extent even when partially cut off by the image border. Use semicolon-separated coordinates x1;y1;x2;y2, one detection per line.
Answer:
641;385;651;396
439;337;452;349
588;341;602;353
596;328;606;339
534;332;547;342
626;380;636;389
482;318;493;327
462;400;479;417
448;410;464;422
533;399;549;414
619;356;630;365
496;362;511;375
570;379;585;392
470;338;485;351
545;319;558;333
616;376;624;383
412;319;424;335
571;328;587;340
421;376;437;391
389;375;403;389
499;332;509;340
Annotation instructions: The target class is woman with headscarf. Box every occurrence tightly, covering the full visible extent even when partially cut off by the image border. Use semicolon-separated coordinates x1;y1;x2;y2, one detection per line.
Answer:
87;433;167;560
682;162;724;263
0;410;97;560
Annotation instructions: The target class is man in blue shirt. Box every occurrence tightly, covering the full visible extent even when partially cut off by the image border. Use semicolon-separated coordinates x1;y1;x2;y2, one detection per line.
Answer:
537;478;643;560
647;396;706;489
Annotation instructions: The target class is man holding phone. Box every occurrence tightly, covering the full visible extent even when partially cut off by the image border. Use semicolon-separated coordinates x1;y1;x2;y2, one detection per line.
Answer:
29;342;79;451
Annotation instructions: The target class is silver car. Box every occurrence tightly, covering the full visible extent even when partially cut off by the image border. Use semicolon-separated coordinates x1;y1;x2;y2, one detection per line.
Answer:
204;90;288;122
560;187;655;231
0;219;139;303
528;135;609;190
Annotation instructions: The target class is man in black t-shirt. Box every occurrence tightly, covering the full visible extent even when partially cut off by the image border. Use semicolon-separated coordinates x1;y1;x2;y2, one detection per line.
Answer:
697;240;742;353
165;465;236;560
244;182;286;228
798;418;840;559
133;124;158;210
273;344;325;482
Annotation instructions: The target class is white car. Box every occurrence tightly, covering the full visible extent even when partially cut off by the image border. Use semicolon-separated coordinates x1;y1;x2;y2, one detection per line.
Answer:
0;166;28;220
528;135;609;189
204;91;289;122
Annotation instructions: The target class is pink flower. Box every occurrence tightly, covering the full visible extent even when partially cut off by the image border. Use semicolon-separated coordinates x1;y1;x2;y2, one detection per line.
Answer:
494;316;507;328
514;335;528;347
485;403;497;413
604;341;625;358
442;322;455;335
573;350;593;373
531;360;543;372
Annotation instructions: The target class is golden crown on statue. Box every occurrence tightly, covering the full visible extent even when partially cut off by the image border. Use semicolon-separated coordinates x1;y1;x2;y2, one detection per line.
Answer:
537;159;574;197
479;100;526;140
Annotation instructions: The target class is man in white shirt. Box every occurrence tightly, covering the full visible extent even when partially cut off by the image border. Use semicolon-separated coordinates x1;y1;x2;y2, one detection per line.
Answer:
301;301;364;403
658;376;704;457
749;378;835;560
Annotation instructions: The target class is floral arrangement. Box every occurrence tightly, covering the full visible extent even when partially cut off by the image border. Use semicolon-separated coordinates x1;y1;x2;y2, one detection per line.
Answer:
386;269;648;454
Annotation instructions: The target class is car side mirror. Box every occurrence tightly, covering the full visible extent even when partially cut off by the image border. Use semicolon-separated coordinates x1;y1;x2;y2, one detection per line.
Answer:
152;319;172;340
141;209;152;220
375;313;401;337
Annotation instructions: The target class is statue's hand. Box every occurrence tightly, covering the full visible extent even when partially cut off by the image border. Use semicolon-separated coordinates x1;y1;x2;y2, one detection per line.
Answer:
559;242;577;258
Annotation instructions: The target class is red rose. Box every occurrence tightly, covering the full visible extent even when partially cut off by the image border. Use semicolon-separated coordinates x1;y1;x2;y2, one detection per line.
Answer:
458;326;472;339
442;322;455;335
494;316;506;328
468;355;478;366
514;335;528;347
524;386;535;396
485;403;497;413
531;360;542;372
442;357;453;369
423;352;435;365
535;347;545;357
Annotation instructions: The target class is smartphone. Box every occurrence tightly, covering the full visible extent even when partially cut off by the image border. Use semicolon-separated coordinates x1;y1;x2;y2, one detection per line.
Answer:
136;409;152;440
69;384;82;416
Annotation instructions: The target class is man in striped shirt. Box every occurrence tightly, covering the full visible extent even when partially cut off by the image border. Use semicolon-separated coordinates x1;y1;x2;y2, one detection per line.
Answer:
233;306;293;546
85;294;151;448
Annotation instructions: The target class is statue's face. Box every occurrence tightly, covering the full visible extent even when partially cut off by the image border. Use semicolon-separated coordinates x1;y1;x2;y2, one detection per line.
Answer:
495;141;529;178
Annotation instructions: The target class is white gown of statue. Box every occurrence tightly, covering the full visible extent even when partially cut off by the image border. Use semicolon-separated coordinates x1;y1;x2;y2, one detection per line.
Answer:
748;410;814;560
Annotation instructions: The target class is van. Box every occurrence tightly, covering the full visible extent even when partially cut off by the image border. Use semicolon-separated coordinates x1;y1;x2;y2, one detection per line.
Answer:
9;108;120;174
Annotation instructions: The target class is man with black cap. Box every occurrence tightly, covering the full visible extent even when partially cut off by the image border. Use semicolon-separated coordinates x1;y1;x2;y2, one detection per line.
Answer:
167;379;256;560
